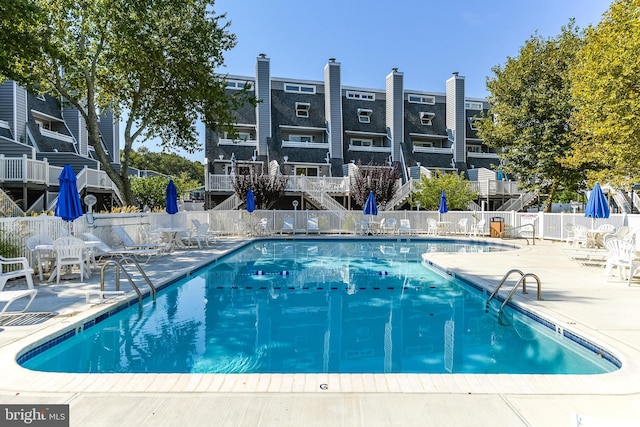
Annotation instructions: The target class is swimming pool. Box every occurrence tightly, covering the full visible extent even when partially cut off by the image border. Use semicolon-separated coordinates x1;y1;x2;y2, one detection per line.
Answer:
19;239;618;374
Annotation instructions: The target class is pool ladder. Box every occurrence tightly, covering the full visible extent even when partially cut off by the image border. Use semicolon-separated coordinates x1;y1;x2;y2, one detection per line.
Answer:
485;269;542;325
99;257;157;309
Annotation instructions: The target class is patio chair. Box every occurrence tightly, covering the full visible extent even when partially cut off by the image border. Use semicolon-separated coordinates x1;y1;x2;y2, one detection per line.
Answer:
564;223;575;247
398;219;414;235
0;256;35;291
0;285;37;313
257;217;271;236
471;218;486;236
51;236;89;284
306;217;319;234
457;218;469;235
112;226;169;254
26;234;55;281
183;223;216;248
382;218;396;234
572;225;588;247
604;238;640;286
281;217;295;235
427;218;438;236
81;232;159;263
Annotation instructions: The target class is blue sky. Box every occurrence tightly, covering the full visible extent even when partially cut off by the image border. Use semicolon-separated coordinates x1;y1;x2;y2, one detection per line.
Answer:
133;0;613;162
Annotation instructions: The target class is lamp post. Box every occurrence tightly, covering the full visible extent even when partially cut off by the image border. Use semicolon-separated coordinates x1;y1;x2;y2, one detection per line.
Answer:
292;200;298;211
415;200;421;212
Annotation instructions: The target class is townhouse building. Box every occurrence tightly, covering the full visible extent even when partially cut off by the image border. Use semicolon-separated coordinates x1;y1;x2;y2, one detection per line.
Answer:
205;55;526;211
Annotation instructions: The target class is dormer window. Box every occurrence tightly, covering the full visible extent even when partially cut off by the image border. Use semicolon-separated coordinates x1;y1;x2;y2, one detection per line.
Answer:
408;94;435;105
420;112;435;126
284;83;316;94
358;108;372;123
296;102;310;118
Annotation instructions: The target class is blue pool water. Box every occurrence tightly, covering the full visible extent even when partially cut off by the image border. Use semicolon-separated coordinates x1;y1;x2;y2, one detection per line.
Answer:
20;239;617;374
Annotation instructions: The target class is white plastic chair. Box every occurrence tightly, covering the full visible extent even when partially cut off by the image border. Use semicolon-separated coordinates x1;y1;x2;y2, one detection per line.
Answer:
604;238;640;286
471;219;486;236
0;256;34;291
26;235;55;281
427;218;438;236
51;236;89;284
457;218;469;235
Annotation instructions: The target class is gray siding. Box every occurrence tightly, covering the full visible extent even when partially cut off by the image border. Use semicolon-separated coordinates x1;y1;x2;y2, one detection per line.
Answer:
255;55;271;156
324;60;343;163
0;81;28;144
98;109;120;163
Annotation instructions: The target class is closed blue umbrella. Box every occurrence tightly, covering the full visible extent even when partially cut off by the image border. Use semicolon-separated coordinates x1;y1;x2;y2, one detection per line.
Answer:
55;164;83;224
584;182;610;228
246;189;255;213
363;191;378;216
438;190;448;220
166;180;179;214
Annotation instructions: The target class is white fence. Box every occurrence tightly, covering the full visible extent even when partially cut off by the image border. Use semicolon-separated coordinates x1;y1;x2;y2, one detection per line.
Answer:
1;211;635;269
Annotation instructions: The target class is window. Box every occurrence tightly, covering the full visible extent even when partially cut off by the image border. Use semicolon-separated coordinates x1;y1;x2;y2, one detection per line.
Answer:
468;117;478;130
295;102;310;118
419;112;435;126
295;166;318;176
346;91;375;101
408;94;435;104
284;83;316;94
357;108;372;123
464;101;483;110
223;131;253;141
467;145;482;153
226;80;253;90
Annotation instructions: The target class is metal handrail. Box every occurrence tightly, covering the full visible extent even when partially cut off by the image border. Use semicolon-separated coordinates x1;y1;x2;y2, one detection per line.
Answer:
497;273;542;325
100;257;156;309
486;269;524;310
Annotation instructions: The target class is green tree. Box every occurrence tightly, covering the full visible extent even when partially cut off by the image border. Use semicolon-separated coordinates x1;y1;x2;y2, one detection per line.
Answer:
0;0;253;206
409;170;477;210
351;164;401;209
130;173;200;211
232;174;289;210
127;147;204;185
476;22;585;212
565;0;640;187
0;0;50;83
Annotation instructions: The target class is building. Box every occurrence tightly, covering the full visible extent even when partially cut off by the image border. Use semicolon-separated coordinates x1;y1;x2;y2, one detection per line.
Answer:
205;55;527;211
0;80;123;213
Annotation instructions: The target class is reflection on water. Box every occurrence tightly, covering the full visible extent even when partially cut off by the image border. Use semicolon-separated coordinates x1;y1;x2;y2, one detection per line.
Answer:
22;240;615;375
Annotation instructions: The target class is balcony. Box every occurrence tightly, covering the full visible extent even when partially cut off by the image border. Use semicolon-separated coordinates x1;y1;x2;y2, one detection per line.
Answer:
281;140;329;149
348;144;391;153
39;128;75;144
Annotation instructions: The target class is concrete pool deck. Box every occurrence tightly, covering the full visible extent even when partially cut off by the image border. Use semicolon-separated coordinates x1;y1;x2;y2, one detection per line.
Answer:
0;236;639;426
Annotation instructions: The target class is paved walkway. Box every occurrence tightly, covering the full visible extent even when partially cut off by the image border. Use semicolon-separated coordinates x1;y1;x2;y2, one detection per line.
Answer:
1;236;639;426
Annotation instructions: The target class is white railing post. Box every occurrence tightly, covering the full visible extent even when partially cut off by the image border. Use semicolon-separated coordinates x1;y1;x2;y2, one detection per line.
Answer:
22;154;28;183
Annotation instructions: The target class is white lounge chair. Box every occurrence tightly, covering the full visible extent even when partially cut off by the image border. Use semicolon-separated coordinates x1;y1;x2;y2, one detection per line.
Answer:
112;226;169;254
0;256;35;291
281;217;295;235
471;219;486;236
382;218;396;234
81;232;160;262
306;217;319;234
398;219;414;235
0;288;37;313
